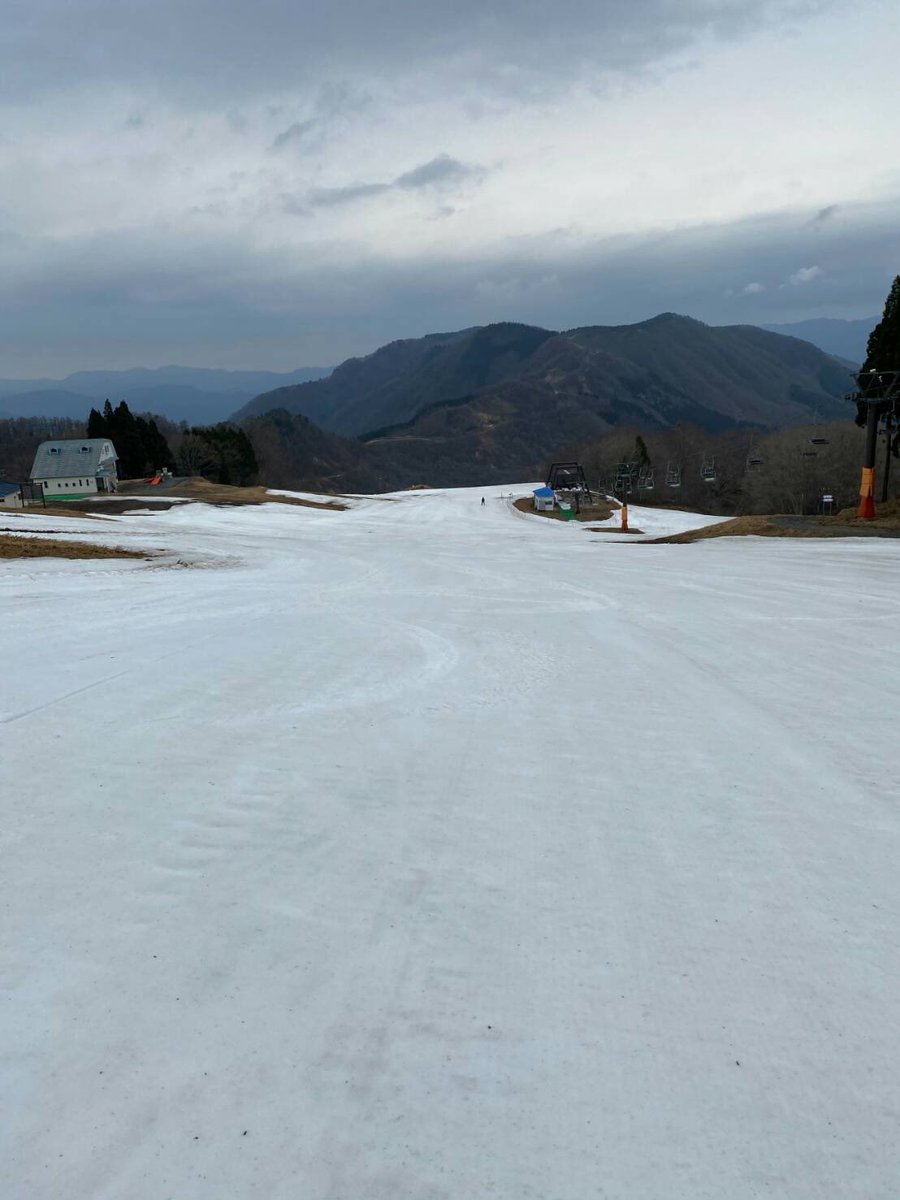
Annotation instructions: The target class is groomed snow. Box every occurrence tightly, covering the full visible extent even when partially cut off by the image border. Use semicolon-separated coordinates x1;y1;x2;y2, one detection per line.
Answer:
2;485;899;1199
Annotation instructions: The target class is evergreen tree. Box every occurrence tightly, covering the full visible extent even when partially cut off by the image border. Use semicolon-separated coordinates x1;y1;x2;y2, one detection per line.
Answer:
111;401;148;478
862;276;900;377
135;417;175;473
856;276;900;456
84;399;175;478
178;423;259;485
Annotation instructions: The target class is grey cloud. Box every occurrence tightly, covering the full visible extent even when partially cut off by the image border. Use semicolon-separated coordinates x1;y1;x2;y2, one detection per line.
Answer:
810;204;839;226
306;181;392;208
307;155;486;208
1;0;832;105
395;155;486;190
269;84;371;153
271;119;318;150
1;197;895;375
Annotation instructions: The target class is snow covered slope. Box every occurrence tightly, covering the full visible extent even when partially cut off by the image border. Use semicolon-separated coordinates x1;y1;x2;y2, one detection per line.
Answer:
2;488;899;1199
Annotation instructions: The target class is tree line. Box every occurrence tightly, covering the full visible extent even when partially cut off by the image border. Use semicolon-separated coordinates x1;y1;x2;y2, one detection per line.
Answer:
0;402;258;488
560;418;893;516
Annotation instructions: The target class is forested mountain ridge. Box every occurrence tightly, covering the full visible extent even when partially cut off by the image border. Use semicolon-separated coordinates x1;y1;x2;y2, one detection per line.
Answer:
235;314;851;438
235;323;557;432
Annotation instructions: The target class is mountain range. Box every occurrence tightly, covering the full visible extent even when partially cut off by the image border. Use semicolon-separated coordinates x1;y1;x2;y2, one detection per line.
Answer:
0;365;331;425
237;313;858;491
759;317;875;364
0;314;866;493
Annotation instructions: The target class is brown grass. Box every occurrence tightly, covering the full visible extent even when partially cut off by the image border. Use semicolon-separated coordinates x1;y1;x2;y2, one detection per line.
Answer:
159;479;346;509
39;478;347;514
117;477;348;511
651;514;900;543
652;517;794;543
0;533;147;560
835;497;900;527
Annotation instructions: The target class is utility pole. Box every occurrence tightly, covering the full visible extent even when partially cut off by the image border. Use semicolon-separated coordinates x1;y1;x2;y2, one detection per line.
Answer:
852;371;899;518
859;399;880;518
882;408;894;504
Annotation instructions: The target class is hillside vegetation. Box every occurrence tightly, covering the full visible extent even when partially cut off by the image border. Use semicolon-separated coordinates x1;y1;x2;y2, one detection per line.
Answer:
235;314;850;441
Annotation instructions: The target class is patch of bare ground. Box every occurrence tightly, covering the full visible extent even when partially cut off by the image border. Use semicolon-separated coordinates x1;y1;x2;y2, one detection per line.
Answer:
46;478;347;513
514;497;615;522
835;497;900;527
652;509;900;543
0;533;147;560
651;517;796;544
159;479;346;509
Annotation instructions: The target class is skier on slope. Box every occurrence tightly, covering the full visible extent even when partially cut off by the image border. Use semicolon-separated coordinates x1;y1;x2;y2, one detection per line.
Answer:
481;497;485;506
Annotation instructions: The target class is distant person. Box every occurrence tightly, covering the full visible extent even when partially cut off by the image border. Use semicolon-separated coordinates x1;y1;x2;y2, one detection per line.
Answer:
481;496;485;506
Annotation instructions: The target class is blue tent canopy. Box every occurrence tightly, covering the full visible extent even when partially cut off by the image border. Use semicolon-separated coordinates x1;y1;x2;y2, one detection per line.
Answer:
533;486;554;497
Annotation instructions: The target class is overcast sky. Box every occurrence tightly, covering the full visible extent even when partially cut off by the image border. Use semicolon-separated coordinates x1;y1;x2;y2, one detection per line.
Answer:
2;0;898;374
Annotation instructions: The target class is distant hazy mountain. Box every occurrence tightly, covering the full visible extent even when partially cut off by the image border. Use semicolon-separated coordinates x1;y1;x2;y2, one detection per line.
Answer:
759;317;876;364
0;365;332;424
241;314;855;491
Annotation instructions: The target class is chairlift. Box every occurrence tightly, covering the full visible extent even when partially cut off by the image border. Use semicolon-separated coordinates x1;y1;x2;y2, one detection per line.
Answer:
747;456;764;468
701;457;716;483
638;470;655;491
801;451;818;458
809;436;829;446
665;462;681;488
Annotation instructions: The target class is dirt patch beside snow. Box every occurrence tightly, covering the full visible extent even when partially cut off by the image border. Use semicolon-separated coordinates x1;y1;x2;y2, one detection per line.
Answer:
652;514;900;543
153;479;347;509
46;478;348;513
0;533;148;560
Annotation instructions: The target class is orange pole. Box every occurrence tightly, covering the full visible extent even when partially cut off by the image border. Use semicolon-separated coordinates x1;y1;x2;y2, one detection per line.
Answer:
621;503;629;531
858;466;876;519
858;399;880;518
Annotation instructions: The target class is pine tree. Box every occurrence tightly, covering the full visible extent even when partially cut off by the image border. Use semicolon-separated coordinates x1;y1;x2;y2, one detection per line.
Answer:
862;276;900;377
84;399;174;479
856;276;900;456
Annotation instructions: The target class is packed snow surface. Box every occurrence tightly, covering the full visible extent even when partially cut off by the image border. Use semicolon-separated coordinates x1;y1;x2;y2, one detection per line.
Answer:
2;487;899;1199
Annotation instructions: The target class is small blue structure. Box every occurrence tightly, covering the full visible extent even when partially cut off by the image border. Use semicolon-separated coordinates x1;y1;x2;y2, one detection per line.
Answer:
0;482;23;508
533;486;555;512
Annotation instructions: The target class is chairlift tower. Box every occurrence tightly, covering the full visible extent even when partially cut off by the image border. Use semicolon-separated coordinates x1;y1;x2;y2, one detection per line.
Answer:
546;462;592;502
848;370;900;516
